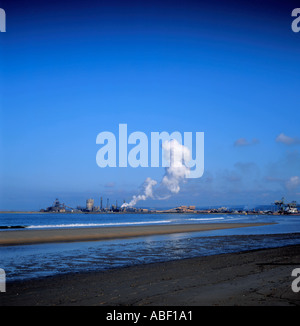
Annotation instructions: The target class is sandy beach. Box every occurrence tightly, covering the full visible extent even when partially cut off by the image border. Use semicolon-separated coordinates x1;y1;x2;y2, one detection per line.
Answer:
1;244;299;306
0;222;272;246
1;223;299;306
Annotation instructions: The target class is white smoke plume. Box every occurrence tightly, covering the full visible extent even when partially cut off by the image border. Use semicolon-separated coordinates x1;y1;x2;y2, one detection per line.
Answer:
121;139;191;208
121;177;157;208
161;139;191;194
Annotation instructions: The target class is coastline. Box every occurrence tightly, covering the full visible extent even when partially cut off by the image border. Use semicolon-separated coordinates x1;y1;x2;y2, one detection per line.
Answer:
2;244;300;306
1;210;299;215
0;222;273;246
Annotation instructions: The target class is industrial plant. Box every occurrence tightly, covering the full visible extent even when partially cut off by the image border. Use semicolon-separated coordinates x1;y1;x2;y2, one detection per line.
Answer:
40;197;299;215
41;197;147;213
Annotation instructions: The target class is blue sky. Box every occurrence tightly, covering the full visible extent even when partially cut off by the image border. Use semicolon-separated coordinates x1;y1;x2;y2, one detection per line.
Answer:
0;0;300;210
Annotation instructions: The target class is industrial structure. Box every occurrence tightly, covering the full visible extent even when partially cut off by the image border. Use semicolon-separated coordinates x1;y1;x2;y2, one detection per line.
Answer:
274;198;298;215
156;205;196;213
86;199;94;212
40;197;299;215
42;198;67;213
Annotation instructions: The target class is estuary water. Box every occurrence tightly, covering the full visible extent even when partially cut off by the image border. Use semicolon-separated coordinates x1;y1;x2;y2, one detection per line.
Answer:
0;213;299;282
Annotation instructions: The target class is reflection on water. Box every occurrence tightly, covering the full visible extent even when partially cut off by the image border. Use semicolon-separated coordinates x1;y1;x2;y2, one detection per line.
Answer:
1;230;300;282
1;214;300;282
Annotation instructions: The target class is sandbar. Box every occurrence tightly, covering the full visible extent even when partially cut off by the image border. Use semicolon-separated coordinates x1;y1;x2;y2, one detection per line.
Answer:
0;222;272;246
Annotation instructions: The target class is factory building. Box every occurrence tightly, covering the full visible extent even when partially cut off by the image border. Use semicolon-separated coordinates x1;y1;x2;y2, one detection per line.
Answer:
44;198;66;213
86;198;94;212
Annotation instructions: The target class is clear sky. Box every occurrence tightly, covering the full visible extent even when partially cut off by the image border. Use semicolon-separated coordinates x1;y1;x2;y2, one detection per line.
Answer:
0;0;300;210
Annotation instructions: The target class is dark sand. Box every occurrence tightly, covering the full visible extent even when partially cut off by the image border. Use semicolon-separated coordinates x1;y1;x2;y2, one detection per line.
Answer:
1;244;300;306
0;222;272;246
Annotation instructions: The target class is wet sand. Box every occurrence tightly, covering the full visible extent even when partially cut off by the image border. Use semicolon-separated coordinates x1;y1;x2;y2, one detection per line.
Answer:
0;222;272;246
2;244;300;306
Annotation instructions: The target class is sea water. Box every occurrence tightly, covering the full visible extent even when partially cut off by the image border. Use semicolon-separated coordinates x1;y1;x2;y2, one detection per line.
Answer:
0;212;241;230
0;213;299;282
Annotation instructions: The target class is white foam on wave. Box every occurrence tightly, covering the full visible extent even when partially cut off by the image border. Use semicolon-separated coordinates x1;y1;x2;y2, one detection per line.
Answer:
187;217;225;221
27;220;172;229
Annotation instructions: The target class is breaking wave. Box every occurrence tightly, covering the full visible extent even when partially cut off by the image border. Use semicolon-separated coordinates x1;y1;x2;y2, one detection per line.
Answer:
186;217;225;221
26;220;172;229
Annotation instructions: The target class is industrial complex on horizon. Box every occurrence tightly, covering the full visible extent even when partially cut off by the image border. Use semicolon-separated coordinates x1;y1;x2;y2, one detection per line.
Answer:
40;197;299;215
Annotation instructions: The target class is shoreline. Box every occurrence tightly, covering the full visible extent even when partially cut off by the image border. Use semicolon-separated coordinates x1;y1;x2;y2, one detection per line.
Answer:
1;210;299;216
2;243;300;306
0;222;273;246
